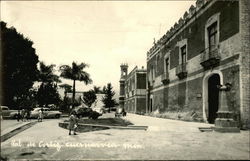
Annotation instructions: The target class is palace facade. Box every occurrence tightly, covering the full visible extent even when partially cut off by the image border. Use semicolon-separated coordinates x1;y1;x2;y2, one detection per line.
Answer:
146;0;249;129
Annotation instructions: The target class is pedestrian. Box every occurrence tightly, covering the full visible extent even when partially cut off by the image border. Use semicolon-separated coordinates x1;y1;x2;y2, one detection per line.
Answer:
68;111;78;135
26;109;31;121
37;109;43;122
17;110;21;122
21;109;25;121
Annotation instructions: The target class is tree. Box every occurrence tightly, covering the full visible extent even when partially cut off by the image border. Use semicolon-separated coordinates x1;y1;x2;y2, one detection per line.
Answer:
93;86;102;94
1;21;39;109
59;62;92;108
36;83;61;107
36;62;61;107
38;62;60;83
102;83;117;112
82;90;97;107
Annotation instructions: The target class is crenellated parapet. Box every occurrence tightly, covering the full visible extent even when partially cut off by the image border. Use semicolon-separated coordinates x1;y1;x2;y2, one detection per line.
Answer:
147;0;211;59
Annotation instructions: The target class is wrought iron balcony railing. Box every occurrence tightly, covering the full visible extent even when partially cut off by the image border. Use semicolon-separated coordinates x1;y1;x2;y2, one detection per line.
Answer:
176;63;187;79
200;45;220;69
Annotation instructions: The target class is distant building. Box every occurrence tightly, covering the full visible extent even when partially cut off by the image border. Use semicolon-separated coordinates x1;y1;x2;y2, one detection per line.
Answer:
146;0;250;129
66;91;83;100
119;64;147;114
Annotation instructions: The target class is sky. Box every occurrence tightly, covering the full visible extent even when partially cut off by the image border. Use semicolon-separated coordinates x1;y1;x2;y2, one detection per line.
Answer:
1;0;195;98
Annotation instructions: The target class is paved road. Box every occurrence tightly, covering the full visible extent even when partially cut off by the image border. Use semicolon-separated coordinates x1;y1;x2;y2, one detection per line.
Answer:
1;113;249;160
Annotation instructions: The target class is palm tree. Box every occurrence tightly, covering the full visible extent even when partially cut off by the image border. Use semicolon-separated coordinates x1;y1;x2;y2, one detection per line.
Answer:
59;62;92;108
38;62;61;83
93;86;102;94
37;62;61;107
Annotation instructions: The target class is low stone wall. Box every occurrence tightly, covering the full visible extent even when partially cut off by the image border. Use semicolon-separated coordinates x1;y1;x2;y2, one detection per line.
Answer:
59;122;109;133
58;122;148;132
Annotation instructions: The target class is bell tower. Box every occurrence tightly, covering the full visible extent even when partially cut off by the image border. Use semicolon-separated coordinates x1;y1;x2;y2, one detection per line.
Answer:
119;63;128;109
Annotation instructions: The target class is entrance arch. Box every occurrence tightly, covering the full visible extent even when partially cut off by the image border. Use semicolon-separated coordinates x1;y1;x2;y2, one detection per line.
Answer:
202;70;223;123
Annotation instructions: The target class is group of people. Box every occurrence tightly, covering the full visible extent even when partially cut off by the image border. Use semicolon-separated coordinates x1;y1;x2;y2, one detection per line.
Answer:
17;109;31;122
16;108;79;135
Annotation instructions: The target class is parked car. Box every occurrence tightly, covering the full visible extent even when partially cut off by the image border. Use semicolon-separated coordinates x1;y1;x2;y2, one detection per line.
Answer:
115;107;126;117
1;106;19;119
30;107;62;119
73;107;101;120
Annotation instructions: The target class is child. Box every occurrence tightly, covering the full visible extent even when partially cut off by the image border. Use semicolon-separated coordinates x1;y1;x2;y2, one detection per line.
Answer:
68;111;78;135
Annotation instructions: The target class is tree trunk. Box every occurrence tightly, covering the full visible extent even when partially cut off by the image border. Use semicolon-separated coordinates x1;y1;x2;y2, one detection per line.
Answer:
72;79;76;109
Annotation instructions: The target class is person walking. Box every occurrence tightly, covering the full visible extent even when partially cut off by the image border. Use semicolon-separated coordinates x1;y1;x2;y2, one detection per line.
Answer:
68;111;78;135
17;110;21;122
21;109;25;121
26;109;31;121
37;109;43;122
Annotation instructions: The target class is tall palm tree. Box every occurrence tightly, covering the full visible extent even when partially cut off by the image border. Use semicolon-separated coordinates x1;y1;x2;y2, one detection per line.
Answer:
38;62;61;83
37;62;61;107
59;62;92;108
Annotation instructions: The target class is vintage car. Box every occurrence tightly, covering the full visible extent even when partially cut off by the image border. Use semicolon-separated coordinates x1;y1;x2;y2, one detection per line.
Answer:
30;107;62;119
1;106;19;119
115;107;126;117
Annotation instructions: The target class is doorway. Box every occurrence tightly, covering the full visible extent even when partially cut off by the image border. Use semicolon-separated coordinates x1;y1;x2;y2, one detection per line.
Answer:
207;74;220;124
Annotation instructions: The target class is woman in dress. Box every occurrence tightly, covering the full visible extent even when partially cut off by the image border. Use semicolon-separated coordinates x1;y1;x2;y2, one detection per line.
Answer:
68;111;78;135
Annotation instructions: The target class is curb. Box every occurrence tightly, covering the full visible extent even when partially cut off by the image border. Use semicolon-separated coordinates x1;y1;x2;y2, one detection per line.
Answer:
1;122;37;142
59;122;148;132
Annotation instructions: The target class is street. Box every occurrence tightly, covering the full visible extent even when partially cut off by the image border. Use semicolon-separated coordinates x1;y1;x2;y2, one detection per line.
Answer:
1;113;249;160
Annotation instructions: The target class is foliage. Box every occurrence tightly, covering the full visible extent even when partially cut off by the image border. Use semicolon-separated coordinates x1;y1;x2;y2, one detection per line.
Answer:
36;62;61;107
38;62;61;83
1;21;39;109
59;62;92;108
83;90;97;107
93;86;102;94
102;83;117;112
36;83;61;107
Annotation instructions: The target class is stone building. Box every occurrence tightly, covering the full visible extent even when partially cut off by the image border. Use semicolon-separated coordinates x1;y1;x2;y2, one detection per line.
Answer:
146;0;250;129
119;64;147;114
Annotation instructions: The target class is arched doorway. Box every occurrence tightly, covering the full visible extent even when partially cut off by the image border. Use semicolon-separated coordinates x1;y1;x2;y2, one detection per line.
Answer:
207;74;220;124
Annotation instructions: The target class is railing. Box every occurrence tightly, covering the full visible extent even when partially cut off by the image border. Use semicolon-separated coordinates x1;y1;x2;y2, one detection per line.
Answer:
200;45;220;68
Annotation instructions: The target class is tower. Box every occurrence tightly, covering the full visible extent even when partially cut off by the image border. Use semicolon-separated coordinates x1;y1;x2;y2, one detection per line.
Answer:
119;63;128;109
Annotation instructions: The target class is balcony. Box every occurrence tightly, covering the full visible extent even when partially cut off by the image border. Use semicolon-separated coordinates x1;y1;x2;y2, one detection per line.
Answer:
176;63;187;79
200;45;220;69
161;72;170;85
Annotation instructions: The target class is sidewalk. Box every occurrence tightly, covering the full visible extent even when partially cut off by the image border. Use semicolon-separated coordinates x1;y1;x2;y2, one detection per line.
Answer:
1;120;37;142
123;113;213;132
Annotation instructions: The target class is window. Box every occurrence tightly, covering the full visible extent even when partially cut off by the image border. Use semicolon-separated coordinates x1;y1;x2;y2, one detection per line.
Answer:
181;45;187;64
150;65;155;83
165;58;169;72
205;13;220;51
156;55;160;73
208;22;217;50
